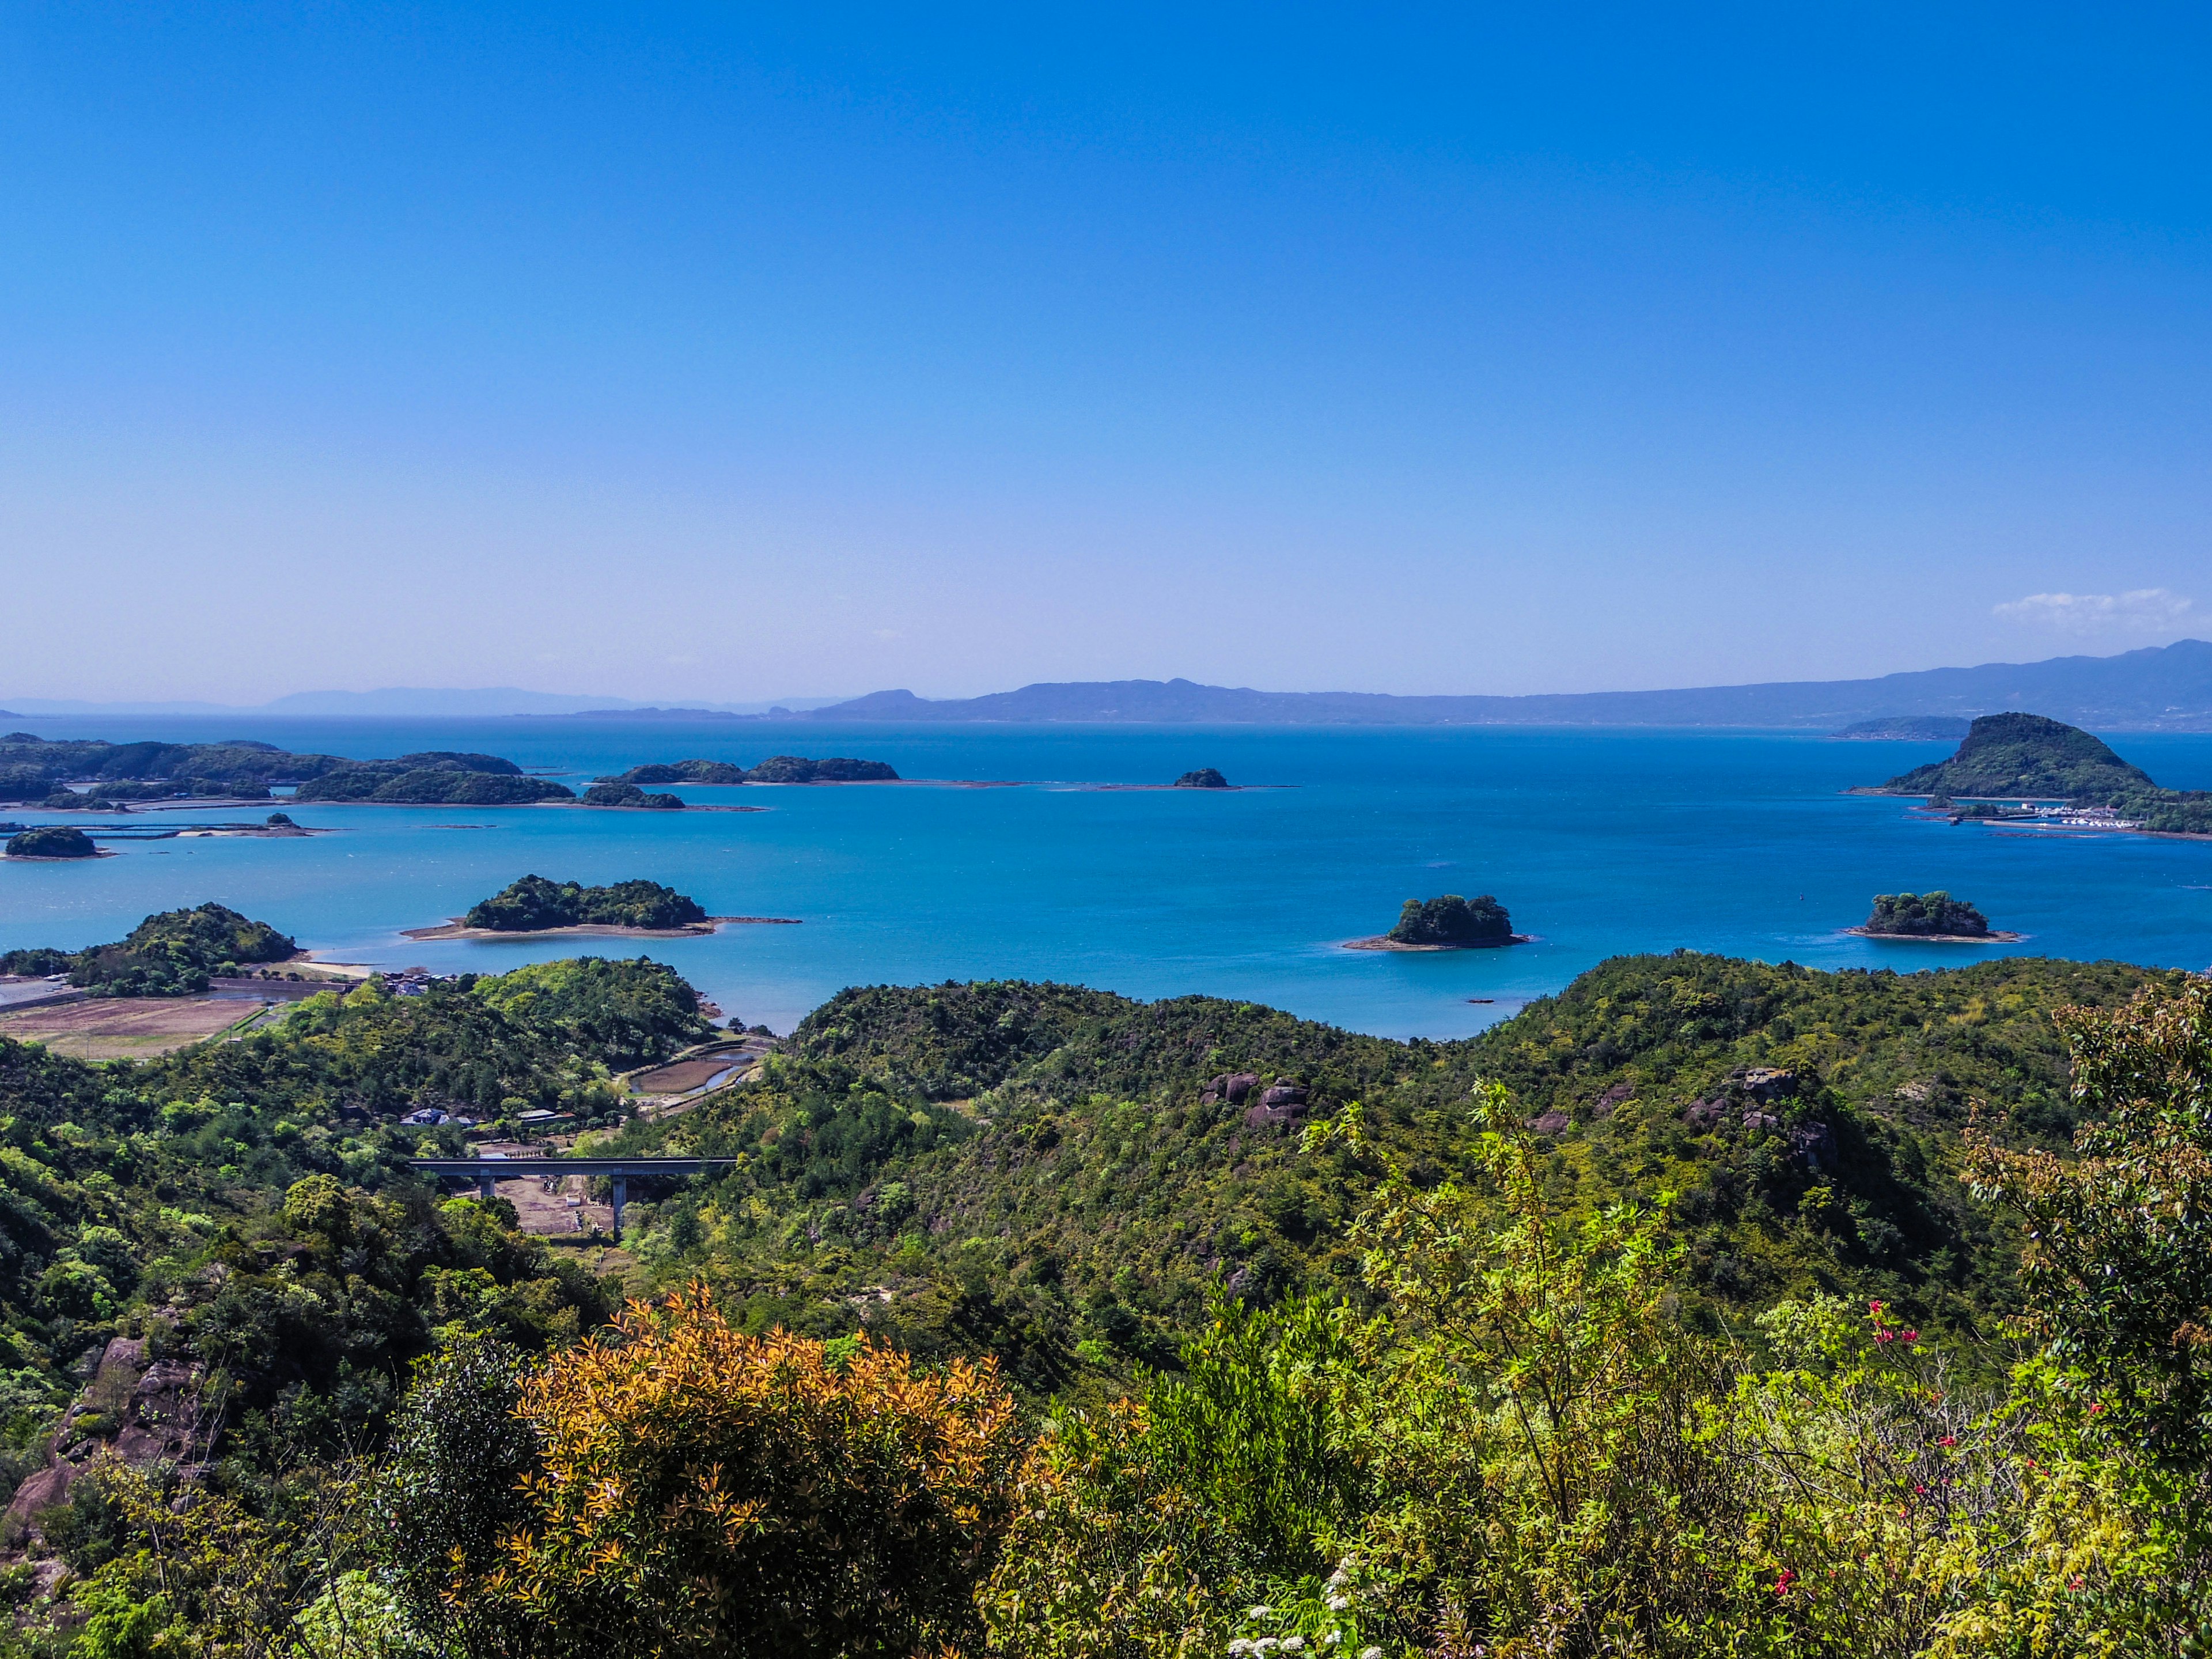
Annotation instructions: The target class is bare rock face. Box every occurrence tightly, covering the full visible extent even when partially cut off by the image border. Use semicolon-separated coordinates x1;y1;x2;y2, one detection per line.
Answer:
1527;1109;1572;1137
1593;1081;1635;1117
1737;1067;1799;1103
1243;1081;1312;1129
1200;1071;1262;1106
1684;1098;1726;1130
3;1337;207;1542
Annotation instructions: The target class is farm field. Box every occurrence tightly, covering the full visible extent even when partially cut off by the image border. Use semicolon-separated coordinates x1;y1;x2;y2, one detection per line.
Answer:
0;995;263;1059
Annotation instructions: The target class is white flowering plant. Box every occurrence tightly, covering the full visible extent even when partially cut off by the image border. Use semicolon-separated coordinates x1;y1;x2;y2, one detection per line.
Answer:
1224;1559;1400;1659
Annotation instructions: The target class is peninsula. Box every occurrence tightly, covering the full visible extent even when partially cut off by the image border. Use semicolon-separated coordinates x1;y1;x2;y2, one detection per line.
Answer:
1;902;300;993
1846;891;2022;944
1859;711;2212;835
1347;892;1528;951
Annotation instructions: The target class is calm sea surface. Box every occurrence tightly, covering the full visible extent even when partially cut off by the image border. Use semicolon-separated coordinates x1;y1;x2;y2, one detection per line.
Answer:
4;718;2210;1039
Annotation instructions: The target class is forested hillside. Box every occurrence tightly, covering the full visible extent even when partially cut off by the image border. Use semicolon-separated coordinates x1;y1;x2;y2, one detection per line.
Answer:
603;954;2178;1388
1;947;2205;1655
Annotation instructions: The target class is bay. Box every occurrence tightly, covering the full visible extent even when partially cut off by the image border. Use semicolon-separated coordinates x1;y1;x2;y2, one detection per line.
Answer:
3;717;2209;1039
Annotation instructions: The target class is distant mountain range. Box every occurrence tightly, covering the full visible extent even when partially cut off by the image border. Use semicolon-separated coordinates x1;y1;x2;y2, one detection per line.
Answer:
0;688;851;719
7;642;2209;730
800;641;2212;730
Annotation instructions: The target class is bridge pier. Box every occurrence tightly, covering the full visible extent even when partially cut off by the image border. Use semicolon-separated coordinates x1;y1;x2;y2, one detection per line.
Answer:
612;1176;627;1241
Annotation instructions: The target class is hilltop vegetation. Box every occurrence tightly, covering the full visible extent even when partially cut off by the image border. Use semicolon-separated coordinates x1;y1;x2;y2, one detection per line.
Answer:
1;903;297;995
463;876;709;931
3;825;96;859
747;754;900;782
1877;712;2150;798
294;763;573;804
1862;891;1993;937
1387;892;1515;945
579;782;685;808
18;956;2198;1657
594;759;747;785
0;733;354;804
1876;711;2212;832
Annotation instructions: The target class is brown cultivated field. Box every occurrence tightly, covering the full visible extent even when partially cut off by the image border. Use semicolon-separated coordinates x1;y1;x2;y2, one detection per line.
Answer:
626;1055;746;1094
0;997;263;1059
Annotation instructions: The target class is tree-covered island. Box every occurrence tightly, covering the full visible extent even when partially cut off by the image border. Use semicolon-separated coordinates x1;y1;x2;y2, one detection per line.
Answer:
0;732;578;806
594;759;748;785
1172;767;1230;787
459;876;712;933
1865;711;2212;834
745;755;901;782
1850;891;2018;941
580;782;686;809
1344;892;1522;949
3;824;99;859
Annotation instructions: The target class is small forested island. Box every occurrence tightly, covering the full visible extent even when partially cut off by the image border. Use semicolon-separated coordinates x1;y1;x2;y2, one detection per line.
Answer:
0;901;298;994
745;755;900;782
3;824;99;858
0;731;583;807
581;782;685;809
1848;890;2021;942
296;754;574;805
399;876;766;941
595;759;748;785
1861;711;2212;835
1347;892;1525;950
1173;767;1230;788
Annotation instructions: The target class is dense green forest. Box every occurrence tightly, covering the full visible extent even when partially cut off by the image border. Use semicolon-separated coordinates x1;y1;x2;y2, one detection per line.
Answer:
0;734;584;811
1861;891;1991;937
577;783;685;809
745;755;902;782
594;760;747;786
1387;893;1514;945
462;877;708;932
0;947;2205;1654
1;829;94;861
1;903;300;998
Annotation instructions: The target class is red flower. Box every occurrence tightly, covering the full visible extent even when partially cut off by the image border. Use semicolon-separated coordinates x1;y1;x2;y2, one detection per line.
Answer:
1874;1331;1895;1344
1903;1330;1919;1342
1938;1435;1957;1447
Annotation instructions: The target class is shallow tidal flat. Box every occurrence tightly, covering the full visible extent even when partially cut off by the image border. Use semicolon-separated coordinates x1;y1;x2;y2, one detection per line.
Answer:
3;715;2210;1039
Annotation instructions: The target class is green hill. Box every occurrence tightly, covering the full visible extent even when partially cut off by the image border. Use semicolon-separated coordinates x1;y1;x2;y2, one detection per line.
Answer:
463;876;708;931
597;953;2179;1389
1875;711;2150;798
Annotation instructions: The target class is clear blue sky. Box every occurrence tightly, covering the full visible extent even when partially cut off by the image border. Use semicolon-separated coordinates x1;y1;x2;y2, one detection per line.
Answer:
5;3;2209;703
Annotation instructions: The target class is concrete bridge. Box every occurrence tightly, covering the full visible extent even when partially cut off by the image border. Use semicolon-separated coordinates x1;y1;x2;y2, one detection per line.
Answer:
410;1156;738;1240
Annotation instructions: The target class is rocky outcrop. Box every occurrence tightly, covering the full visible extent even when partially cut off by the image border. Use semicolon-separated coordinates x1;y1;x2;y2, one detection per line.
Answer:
1199;1072;1261;1106
1243;1082;1311;1129
3;1335;206;1543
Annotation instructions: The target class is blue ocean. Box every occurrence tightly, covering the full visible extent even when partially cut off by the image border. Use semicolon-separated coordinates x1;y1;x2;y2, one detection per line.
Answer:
4;718;2210;1039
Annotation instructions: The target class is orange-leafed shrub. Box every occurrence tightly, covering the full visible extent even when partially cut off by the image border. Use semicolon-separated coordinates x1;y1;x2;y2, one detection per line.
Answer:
491;1283;1022;1658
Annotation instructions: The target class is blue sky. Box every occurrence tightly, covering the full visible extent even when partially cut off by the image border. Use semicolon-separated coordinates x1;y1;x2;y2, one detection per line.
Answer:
4;3;2209;703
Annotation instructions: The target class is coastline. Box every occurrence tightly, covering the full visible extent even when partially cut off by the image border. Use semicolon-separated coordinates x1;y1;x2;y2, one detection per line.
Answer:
1343;933;1533;952
400;915;801;942
1842;926;2027;944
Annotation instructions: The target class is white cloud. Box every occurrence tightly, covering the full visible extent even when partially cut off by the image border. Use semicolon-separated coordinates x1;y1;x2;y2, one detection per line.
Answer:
1993;588;2195;636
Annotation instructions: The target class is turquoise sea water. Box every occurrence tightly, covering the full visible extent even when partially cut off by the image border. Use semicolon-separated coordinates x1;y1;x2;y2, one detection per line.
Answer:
3;718;2210;1039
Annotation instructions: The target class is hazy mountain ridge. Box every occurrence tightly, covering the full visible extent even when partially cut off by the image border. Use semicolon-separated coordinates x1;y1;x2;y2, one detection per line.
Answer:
805;640;2212;729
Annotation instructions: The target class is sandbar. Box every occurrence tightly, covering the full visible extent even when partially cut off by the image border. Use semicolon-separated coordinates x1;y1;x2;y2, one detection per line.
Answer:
1343;933;1533;952
1842;927;2026;944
